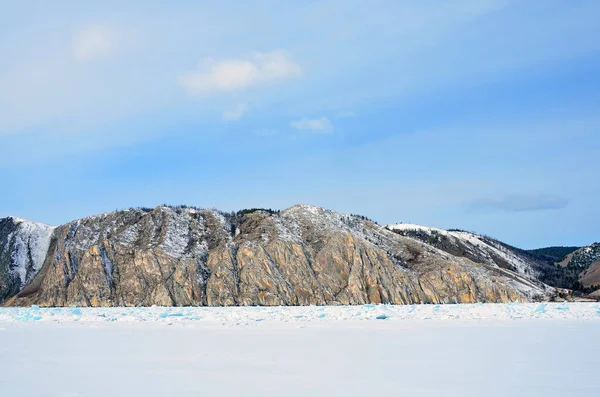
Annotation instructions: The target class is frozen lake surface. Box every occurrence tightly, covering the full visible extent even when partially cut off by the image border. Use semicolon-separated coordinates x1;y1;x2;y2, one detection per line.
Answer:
1;303;599;396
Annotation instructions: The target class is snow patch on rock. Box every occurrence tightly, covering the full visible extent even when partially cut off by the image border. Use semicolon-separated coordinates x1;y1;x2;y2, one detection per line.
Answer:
387;223;536;276
5;217;55;287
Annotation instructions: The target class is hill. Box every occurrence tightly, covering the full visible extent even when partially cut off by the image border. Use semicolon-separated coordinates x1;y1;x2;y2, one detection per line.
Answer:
0;205;574;307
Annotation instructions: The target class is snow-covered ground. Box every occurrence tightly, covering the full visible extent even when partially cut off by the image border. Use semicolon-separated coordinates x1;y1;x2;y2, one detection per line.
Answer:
1;304;599;396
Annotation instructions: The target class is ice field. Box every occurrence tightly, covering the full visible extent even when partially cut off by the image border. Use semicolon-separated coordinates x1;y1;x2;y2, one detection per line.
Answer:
1;303;599;396
2;302;600;323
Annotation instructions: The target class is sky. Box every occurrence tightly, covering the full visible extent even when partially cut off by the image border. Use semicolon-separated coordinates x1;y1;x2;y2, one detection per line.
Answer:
1;0;599;249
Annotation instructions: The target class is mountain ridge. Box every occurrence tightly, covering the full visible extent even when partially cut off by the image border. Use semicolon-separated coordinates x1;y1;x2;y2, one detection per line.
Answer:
0;205;594;306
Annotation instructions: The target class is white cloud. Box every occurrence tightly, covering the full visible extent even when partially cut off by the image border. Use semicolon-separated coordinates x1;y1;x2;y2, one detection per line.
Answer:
222;103;247;120
290;117;333;133
179;51;302;95
72;25;114;62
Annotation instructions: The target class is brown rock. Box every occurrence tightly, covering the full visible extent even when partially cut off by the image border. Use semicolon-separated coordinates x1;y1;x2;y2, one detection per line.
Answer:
4;205;552;307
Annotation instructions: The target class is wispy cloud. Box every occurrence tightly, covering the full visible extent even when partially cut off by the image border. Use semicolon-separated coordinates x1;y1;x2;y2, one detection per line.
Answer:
72;25;114;62
222;103;247;120
1;1;599;152
464;194;569;213
290;117;333;133
179;51;302;95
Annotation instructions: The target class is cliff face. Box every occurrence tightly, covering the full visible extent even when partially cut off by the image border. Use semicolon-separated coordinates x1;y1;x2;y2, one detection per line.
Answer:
2;205;553;307
0;217;55;302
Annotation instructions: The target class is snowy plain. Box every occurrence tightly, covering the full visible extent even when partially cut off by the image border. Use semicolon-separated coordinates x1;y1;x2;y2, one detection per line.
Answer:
1;303;599;397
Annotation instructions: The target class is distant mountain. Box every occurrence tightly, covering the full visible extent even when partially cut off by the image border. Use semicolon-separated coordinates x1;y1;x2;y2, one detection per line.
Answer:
557;243;600;293
0;205;588;307
526;246;580;262
386;223;599;296
386;224;540;276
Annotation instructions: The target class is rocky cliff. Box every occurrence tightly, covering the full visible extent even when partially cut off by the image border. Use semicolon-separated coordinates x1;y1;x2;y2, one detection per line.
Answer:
1;205;556;307
0;217;55;302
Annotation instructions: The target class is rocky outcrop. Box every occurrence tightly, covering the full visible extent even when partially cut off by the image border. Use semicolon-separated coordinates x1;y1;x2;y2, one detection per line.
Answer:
0;217;55;302
2;205;555;307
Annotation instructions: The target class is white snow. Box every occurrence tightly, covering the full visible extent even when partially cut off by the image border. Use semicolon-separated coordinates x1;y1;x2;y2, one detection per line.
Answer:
386;223;449;235
159;208;193;258
5;217;55;286
0;303;599;397
386;223;537;276
1;302;599;324
158;207;209;259
280;204;374;242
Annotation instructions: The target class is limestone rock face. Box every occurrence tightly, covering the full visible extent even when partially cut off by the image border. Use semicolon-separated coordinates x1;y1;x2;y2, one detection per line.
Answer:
2;205;553;307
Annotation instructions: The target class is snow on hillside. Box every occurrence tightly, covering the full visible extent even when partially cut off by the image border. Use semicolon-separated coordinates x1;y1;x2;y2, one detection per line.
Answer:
3;217;55;286
386;223;448;234
561;243;600;269
280;204;366;239
386;223;536;276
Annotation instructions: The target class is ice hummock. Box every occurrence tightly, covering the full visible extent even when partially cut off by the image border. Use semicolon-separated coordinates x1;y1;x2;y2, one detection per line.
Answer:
1;302;599;324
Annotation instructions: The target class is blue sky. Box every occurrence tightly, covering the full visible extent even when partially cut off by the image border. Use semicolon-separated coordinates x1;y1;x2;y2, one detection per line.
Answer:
1;0;599;249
